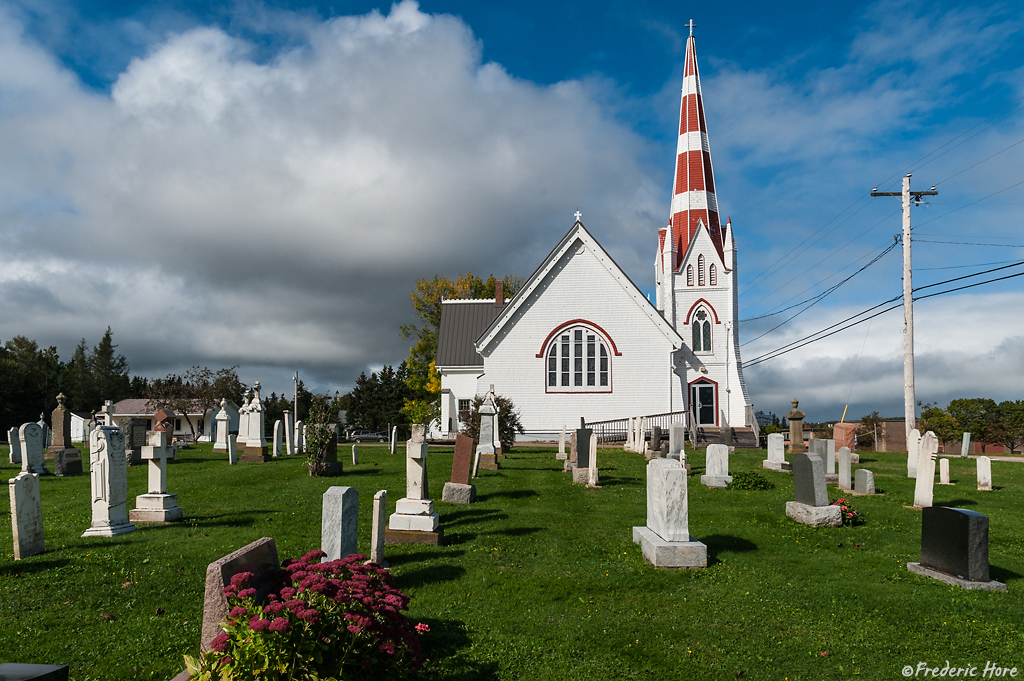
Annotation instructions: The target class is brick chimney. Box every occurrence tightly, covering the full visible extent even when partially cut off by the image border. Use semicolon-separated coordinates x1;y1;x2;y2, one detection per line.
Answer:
494;280;504;306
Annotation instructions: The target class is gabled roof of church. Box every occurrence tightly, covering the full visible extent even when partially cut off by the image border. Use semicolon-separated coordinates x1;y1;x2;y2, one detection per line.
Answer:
436;299;505;368
668;29;723;269
476;220;684;354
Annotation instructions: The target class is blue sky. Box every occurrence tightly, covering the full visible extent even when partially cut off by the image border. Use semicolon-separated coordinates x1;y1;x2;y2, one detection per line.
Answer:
1;0;1022;421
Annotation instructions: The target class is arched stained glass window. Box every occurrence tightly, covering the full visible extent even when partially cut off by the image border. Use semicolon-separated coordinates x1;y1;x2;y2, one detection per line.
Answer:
691;309;712;353
545;324;612;392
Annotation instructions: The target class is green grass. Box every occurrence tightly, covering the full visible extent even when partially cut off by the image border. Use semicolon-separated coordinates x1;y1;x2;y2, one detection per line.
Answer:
1;443;1023;680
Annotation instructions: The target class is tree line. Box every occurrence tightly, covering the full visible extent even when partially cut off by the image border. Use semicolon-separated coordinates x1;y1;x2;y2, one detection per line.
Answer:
919;398;1024;453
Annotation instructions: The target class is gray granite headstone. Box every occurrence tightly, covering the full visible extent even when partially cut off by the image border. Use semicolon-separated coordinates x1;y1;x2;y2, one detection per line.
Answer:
792;451;828;507
119;418;147;466
322;486;359;561
575;427;593;469
201;537;280;651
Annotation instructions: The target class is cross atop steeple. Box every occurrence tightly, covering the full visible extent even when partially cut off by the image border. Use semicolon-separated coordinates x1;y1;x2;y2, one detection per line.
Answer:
685;19;695;36
574;210;582;222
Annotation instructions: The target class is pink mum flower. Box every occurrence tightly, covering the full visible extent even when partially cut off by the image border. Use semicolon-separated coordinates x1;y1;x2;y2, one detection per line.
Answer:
415;623;430;633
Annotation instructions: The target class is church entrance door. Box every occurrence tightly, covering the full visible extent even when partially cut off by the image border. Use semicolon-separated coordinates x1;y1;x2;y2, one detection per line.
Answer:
690;381;716;426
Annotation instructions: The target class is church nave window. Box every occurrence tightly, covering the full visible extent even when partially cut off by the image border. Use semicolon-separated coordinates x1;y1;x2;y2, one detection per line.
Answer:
691;309;712;353
545;324;612;392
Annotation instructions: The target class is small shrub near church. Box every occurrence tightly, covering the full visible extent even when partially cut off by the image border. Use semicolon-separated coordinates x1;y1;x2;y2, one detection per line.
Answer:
726;471;775;491
184;551;427;681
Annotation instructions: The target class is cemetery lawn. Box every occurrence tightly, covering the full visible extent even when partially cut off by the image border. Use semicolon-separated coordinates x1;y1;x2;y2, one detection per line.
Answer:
2;444;1023;680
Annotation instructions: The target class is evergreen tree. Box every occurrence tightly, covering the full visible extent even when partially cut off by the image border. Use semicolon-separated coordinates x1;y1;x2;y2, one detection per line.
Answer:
90;327;131;403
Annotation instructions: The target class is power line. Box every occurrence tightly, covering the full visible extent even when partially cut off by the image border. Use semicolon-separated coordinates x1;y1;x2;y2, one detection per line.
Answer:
918;259;1021;270
914;239;1024;247
934;135;1024;186
913;177;1024;229
741;260;1024;367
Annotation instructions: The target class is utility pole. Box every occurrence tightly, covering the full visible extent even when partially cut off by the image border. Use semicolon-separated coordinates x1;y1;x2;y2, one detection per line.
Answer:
294;371;299;422
872;174;937;440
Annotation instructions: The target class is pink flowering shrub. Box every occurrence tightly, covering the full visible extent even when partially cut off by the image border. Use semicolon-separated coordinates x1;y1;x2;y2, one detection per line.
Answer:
183;551;428;680
831;498;861;526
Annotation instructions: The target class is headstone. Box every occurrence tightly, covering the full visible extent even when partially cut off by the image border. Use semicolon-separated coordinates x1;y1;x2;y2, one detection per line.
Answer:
129;431;184;523
907;428;921;478
588;432;599;486
370;490;388;566
118;417;147;466
213;399;230;453
631;458;706;568
977;456;992;491
826;439;836;474
295;420;305;455
236;389;252;449
475;398;499;471
20;423;48;475
100;399;114;426
47;393;82;474
201;537;280;650
786;451;842;527
833;422;857;452
838;446;852;490
913;431;939;508
283;410;294;455
9;472;44;559
700;444;732;488
669;423;686;460
719;424;733;447
82;426;137;537
489;386;502;458
854;469;875;495
650;426;663;453
939;457;951;485
791;451;828;507
809;438;837;482
318;424;344;475
272;419;282;458
569;431;577;463
786;399;806;453
572;426;593;484
960;432;971;458
388;425;396;455
351;444;359;465
8;427;22;464
907;507;1005;590
450;434;473;485
227;435;238;465
322;486;359;560
625;418;634;452
639;417;647;453
557;425;567;460
763;432;789;471
386;424;441;544
240;382;270;463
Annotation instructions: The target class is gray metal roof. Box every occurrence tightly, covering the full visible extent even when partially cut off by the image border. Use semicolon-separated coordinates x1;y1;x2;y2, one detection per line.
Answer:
436;300;505;367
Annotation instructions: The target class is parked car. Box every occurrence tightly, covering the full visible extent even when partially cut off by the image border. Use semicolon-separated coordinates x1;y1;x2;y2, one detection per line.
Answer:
350;430;388;443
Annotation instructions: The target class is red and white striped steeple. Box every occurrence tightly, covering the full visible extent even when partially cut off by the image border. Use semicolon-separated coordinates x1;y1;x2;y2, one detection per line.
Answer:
668;25;722;270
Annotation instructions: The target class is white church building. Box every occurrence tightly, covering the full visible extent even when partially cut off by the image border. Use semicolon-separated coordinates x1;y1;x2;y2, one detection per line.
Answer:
434;31;752;440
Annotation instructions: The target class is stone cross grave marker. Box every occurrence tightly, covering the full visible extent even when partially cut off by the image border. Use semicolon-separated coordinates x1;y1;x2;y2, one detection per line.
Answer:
82;426;137;537
20;423;48;475
201;538;280;650
387;425;441;543
130;430;183;523
977;456;992;491
9;471;44;560
322;486;358;561
913;431;939;508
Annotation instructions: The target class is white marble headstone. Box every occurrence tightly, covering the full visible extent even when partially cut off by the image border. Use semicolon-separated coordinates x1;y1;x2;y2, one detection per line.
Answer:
913;431;938;508
939;457;950;484
9;472;44;559
961;432;971;458
370;489;387;565
907;428;921;478
20;423;46;475
767;433;785;462
283;411;294;455
213;399;230;453
272;419;282;457
227;435;238;465
706;444;729;477
646;458;689;542
8;427;22;464
83;426;136;537
977;456;992;491
838;446;852;489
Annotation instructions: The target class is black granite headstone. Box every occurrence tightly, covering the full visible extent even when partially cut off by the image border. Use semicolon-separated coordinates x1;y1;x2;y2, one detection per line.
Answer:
791;452;827;506
921;507;990;582
575;427;592;469
0;663;70;681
